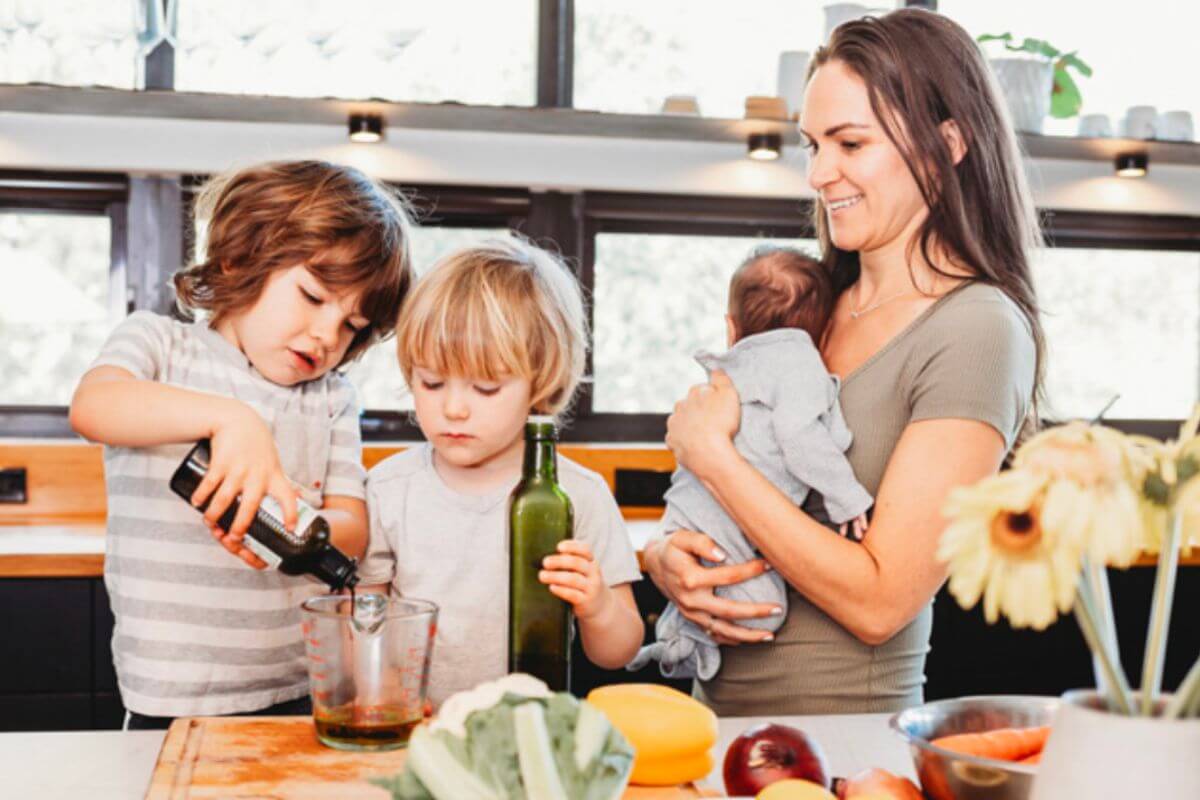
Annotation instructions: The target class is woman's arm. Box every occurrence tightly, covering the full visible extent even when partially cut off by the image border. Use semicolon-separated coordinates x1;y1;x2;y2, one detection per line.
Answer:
666;373;1007;645
699;418;1005;644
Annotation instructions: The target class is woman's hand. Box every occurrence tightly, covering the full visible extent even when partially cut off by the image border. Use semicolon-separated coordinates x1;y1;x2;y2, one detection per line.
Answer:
644;530;780;645
666;370;741;478
189;401;297;569
540;540;611;621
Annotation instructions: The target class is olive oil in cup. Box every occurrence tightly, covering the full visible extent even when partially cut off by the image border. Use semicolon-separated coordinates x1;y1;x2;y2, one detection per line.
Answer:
301;594;438;751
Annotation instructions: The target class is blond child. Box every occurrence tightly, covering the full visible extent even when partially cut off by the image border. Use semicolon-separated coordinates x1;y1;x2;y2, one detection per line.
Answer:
69;160;414;727
358;236;644;707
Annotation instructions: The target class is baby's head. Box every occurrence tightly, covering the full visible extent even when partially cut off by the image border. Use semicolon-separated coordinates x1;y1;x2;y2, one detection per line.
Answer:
726;245;833;346
174;160;414;384
395;237;587;466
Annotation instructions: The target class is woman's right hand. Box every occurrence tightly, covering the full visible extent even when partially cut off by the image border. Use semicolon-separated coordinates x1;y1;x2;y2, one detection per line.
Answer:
644;530;781;645
190;401;297;569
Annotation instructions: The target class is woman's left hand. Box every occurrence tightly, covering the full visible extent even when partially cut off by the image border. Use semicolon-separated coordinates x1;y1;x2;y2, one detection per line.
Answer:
666;370;741;476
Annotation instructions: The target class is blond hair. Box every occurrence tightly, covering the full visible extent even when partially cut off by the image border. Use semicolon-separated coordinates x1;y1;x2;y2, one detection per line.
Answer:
395;236;588;417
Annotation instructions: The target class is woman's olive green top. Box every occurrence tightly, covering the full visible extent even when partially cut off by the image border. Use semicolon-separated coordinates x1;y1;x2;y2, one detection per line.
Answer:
696;282;1037;715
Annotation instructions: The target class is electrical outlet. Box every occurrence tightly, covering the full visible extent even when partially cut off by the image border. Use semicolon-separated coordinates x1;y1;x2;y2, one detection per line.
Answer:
0;467;27;503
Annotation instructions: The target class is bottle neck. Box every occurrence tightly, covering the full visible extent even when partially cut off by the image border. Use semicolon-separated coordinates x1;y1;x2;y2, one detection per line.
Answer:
522;437;557;482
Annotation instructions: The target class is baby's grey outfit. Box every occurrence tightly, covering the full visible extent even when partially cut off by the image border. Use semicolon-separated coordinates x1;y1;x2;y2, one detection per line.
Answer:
628;328;873;680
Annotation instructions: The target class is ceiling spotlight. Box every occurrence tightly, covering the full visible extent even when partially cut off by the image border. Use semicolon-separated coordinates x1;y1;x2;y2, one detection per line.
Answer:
1114;152;1148;178
348;113;384;143
747;132;782;161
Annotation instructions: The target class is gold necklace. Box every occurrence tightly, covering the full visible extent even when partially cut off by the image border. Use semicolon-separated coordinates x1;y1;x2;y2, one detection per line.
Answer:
848;286;911;319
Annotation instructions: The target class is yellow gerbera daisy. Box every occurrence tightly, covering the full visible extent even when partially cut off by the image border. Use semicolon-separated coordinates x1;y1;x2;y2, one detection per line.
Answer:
939;470;1082;631
1012;422;1146;567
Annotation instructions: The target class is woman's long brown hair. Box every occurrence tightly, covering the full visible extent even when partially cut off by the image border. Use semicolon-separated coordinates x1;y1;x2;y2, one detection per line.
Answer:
810;9;1046;424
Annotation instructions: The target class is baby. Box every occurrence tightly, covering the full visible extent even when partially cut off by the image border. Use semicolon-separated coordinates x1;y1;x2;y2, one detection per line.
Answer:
630;245;873;680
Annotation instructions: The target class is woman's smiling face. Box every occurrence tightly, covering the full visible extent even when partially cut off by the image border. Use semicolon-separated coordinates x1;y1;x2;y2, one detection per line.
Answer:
800;59;930;257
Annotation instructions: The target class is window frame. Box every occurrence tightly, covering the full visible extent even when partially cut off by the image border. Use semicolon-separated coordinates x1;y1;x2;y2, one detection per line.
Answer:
2;171;1199;442
0;171;129;438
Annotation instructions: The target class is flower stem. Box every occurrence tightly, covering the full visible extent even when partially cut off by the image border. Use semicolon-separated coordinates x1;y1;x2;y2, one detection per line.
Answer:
1140;512;1182;715
1165;655;1200;719
1086;558;1121;707
1075;577;1134;714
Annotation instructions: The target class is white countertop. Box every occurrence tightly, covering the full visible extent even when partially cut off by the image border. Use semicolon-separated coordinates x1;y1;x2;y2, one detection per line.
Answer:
0;713;915;799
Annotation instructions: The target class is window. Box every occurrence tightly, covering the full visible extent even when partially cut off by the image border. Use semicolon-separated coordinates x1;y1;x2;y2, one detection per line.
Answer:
1033;247;1200;421
175;0;537;106
574;1;826;118
0;1;137;88
344;225;509;412
0;211;119;405
940;2;1198;137
592;232;817;412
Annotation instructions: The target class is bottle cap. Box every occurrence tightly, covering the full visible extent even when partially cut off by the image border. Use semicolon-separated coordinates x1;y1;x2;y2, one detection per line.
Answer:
526;415;558;440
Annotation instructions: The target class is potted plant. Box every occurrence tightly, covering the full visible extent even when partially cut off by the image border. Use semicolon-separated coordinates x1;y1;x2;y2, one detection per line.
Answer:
979;33;1092;134
939;413;1200;798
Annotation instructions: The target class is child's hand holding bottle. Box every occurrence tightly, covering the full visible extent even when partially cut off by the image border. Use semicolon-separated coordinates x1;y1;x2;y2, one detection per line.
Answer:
189;401;299;569
538;540;613;621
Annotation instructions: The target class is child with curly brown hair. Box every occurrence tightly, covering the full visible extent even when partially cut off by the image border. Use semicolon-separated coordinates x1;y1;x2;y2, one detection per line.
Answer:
69;160;414;728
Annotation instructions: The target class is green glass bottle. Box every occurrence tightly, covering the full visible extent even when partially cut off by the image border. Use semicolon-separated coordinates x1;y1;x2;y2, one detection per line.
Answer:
508;415;573;691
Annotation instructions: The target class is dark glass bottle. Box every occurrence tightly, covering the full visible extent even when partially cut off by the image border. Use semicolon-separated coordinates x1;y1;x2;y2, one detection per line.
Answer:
169;440;359;592
508;416;573;691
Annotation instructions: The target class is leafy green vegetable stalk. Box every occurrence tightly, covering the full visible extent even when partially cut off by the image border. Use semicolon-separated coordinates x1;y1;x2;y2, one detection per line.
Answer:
372;692;635;800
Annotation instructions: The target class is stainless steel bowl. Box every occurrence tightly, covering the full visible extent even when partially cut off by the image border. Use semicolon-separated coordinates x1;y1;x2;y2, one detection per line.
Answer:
889;695;1058;800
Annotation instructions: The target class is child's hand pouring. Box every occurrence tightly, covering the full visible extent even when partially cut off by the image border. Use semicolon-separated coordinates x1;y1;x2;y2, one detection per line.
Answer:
189;402;298;569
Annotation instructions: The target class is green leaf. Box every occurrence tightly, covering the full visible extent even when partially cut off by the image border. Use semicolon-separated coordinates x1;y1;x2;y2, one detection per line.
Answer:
1050;67;1083;118
1059;52;1093;77
1145;471;1171;506
1178;455;1200;487
977;32;1014;45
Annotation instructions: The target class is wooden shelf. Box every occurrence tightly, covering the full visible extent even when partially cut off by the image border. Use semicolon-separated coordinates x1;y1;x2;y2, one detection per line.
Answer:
0;83;800;145
3;85;1199;169
1022;132;1200;167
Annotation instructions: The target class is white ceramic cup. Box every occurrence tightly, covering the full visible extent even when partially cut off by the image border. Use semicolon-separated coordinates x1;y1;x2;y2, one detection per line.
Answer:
1077;113;1112;138
776;50;811;120
1120;105;1159;139
1160;110;1195;141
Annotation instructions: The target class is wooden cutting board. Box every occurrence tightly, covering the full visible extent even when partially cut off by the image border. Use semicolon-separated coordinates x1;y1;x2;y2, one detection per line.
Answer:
146;715;713;799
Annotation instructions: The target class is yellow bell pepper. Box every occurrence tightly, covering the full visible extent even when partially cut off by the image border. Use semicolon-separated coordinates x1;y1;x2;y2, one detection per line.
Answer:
585;683;718;786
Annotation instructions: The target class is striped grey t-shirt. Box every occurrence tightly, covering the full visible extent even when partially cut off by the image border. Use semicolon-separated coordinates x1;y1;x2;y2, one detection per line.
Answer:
91;311;367;717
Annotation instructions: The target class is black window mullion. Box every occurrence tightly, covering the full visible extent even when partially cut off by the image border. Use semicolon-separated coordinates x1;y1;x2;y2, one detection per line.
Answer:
536;0;573;108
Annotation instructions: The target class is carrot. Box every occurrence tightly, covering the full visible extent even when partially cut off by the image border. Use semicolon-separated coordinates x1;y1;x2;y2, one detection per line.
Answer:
930;725;1050;762
1017;751;1042;765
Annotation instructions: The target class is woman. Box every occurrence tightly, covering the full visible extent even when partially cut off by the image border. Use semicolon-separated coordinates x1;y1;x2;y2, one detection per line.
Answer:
643;9;1043;715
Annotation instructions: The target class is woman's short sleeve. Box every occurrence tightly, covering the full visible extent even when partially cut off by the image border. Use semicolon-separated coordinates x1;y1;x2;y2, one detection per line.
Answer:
908;293;1036;450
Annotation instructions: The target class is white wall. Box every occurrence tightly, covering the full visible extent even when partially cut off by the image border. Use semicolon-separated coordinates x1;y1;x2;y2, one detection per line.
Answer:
1;110;1199;215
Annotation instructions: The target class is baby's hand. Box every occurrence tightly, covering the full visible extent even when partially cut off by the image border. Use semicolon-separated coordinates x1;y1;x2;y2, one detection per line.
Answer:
838;513;870;542
539;540;610;621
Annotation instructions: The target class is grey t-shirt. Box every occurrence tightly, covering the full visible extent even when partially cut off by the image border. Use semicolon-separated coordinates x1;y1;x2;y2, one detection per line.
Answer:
91;311;366;717
359;444;642;707
696;282;1037;715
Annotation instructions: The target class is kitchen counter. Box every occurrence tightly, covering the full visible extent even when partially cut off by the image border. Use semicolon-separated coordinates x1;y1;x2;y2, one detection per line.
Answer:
0;521;105;576
0;519;664;577
0;712;916;799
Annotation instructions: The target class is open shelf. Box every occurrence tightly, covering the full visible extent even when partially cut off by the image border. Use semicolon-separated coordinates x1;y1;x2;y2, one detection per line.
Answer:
3;83;1199;168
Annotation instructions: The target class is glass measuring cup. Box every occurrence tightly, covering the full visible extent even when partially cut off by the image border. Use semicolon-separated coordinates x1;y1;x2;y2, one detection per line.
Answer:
300;594;437;751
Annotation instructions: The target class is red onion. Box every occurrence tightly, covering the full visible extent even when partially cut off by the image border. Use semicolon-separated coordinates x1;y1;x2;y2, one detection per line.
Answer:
723;723;831;795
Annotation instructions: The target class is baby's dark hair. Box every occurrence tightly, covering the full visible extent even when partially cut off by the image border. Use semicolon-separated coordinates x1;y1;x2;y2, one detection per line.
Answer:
728;245;834;342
